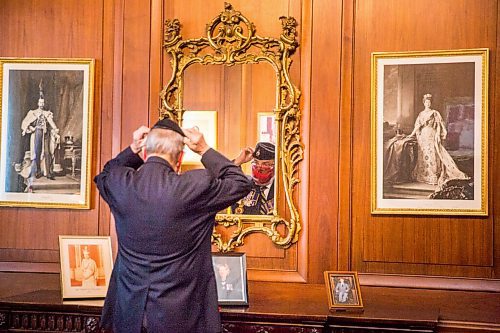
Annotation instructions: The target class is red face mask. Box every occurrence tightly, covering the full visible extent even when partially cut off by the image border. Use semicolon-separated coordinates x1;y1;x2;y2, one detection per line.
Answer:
252;164;274;185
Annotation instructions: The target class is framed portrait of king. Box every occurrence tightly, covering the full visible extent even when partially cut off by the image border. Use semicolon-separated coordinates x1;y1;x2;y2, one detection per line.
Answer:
0;58;94;209
371;49;488;215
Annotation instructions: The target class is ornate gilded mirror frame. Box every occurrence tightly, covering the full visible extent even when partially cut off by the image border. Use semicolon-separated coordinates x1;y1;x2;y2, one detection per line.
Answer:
160;3;303;252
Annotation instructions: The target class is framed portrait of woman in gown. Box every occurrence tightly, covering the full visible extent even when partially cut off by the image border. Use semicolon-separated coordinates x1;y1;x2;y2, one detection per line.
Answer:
371;49;488;215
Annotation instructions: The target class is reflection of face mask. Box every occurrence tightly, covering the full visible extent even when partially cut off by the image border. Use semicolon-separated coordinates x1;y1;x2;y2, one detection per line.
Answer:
252;164;274;185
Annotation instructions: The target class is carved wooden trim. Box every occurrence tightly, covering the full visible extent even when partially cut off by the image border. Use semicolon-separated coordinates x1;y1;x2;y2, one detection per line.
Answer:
2;310;101;332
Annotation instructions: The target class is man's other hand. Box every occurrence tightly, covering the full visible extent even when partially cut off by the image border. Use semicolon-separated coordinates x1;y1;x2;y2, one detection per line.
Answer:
130;126;150;154
233;147;254;166
183;126;210;155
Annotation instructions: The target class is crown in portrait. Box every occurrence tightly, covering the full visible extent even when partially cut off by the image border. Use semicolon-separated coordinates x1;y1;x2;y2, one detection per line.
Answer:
38;79;45;100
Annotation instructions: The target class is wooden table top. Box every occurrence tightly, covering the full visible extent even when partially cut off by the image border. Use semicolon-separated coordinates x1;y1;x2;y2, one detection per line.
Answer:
1;272;499;328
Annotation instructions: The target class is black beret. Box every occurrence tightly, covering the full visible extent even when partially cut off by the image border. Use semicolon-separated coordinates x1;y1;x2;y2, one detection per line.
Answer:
253;142;275;160
152;118;185;137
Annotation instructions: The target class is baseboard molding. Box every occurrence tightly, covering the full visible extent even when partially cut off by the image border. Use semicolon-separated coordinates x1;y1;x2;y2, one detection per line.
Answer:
439;320;500;333
359;273;500;292
0;261;60;273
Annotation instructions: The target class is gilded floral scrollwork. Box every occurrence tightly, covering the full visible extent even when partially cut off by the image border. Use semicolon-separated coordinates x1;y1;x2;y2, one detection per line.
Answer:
160;3;303;252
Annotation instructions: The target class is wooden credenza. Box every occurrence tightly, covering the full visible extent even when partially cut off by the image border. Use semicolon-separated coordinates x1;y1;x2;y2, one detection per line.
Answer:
0;276;499;333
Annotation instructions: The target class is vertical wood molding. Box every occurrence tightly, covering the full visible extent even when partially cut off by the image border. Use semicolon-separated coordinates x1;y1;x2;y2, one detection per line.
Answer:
298;0;312;282
307;0;343;283
98;0;117;238
337;0;355;271
109;0;126;255
111;0;125;158
493;0;500;279
149;0;164;125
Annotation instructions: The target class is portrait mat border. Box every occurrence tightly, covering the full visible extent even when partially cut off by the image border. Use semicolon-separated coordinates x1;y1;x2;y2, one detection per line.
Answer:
58;235;113;299
370;48;488;216
0;57;95;209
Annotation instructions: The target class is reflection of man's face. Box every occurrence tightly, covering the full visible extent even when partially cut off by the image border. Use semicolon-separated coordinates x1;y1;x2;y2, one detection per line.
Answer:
218;264;231;281
251;159;275;185
38;98;45;109
83;251;90;259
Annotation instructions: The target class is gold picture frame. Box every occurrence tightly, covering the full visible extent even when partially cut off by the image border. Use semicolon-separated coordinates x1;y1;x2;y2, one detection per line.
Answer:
58;235;113;299
324;271;363;311
0;58;95;209
371;49;488;215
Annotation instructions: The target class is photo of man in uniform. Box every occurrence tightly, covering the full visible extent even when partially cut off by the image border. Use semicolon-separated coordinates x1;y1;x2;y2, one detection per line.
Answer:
212;255;247;304
232;142;275;215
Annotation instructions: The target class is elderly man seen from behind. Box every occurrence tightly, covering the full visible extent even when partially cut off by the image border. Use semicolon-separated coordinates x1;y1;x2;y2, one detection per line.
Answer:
94;118;252;333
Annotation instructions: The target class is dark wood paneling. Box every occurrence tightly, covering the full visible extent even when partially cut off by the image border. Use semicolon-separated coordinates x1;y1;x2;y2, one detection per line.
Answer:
0;0;499;290
0;0;104;266
307;0;343;282
120;0;152;146
495;0;500;280
97;0;119;240
349;0;497;278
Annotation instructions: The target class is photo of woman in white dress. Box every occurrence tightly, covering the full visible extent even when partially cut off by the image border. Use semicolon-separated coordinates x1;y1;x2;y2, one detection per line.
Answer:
406;94;470;188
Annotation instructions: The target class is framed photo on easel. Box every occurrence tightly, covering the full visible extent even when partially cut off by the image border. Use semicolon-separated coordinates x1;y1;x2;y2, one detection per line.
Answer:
212;252;248;306
59;235;113;299
324;271;363;311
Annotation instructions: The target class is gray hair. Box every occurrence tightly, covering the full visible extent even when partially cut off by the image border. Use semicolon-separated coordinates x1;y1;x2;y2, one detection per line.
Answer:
145;128;184;159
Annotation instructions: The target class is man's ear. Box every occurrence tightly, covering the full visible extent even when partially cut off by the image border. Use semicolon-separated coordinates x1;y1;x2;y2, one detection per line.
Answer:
176;151;184;173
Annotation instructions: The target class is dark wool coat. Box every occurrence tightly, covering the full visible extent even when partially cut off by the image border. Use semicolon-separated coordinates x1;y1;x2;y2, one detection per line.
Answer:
94;147;252;333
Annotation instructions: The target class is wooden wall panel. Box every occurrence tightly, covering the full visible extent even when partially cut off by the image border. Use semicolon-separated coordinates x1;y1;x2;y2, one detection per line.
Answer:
494;0;500;279
349;0;498;277
307;0;343;282
0;0;105;270
119;1;152;147
1;0;499;290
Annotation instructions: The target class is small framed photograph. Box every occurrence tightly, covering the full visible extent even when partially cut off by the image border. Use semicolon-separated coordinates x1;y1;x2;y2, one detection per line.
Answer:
58;235;114;299
212;252;248;306
0;58;95;209
181;111;217;164
257;112;276;144
371;49;488;215
324;271;363;311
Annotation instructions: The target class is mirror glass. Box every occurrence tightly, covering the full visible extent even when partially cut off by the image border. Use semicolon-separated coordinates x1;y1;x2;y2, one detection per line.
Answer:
182;63;277;216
